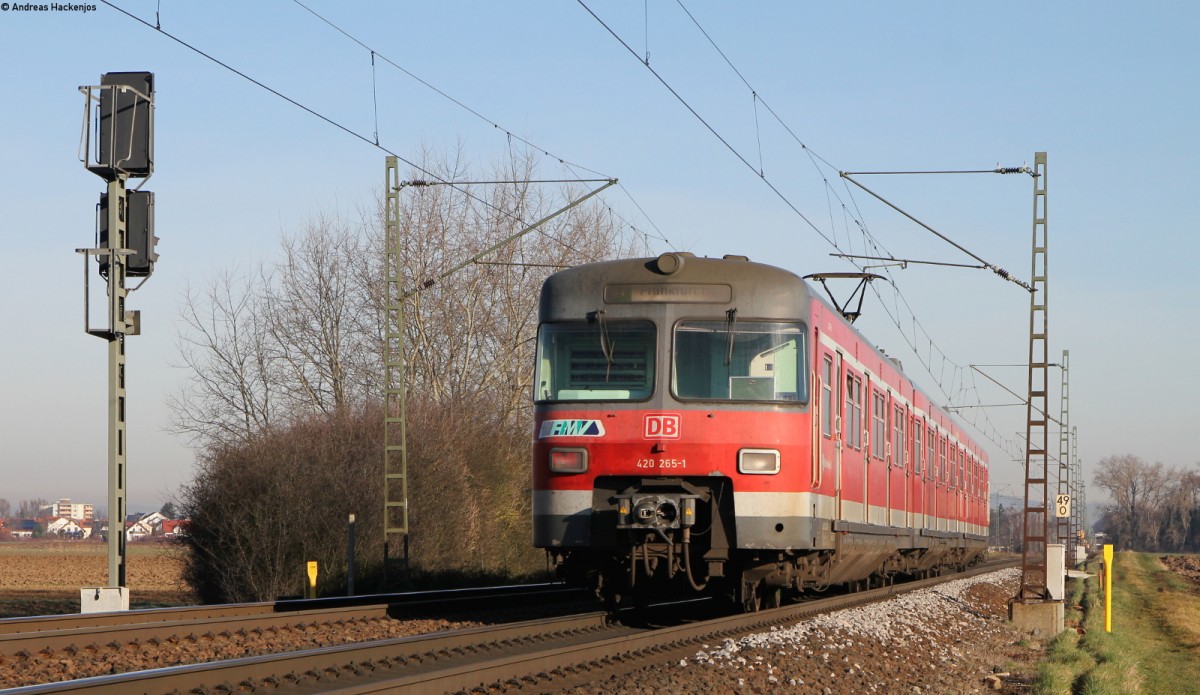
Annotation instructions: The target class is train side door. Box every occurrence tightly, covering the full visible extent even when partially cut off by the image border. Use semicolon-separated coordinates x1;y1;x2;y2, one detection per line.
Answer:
868;385;888;526
925;424;936;531
896;402;909;528
834;352;844;521
816;349;839;519
885;393;894;526
911;414;923;530
843;368;865;524
889;399;907;528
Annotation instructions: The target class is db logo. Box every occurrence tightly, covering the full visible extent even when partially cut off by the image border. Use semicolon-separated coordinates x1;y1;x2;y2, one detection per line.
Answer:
644;414;681;439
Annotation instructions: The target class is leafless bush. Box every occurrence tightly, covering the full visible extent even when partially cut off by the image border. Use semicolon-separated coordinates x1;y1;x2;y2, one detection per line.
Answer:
178;405;383;602
172;147;645;599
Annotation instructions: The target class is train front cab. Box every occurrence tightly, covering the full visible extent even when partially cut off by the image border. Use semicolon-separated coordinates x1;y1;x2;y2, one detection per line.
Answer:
533;254;825;609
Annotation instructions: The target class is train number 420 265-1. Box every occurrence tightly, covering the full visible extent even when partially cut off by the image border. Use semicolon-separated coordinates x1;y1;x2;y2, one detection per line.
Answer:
636;458;687;469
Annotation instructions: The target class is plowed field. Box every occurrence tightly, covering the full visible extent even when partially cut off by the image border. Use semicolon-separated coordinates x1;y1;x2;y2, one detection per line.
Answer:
1161;554;1200;586
0;541;192;617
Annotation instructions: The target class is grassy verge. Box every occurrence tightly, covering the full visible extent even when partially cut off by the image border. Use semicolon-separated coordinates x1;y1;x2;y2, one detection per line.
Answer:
1032;551;1200;695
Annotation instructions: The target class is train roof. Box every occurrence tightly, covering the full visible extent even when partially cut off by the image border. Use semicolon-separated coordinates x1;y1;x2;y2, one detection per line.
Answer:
540;253;812;321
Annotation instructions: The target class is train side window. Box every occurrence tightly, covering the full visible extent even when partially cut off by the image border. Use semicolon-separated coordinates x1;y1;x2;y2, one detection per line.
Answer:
938;436;947;483
821;355;833;437
892;404;905;467
844;373;862;449
871;391;886;459
913;419;923;475
927;425;936;480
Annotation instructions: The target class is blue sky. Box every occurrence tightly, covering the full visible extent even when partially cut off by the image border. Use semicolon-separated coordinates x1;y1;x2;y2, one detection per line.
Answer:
1;1;1196;513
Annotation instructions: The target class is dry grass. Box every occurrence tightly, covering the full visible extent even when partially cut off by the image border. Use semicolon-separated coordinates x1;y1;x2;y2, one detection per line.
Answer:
0;540;194;617
1154;555;1200;651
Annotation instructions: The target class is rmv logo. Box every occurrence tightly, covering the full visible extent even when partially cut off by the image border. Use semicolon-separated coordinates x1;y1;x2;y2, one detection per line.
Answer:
644;414;681;439
539;419;605;438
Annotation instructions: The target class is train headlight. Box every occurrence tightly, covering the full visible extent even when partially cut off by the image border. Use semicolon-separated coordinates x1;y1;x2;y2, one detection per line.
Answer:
738;448;780;474
549;447;588;473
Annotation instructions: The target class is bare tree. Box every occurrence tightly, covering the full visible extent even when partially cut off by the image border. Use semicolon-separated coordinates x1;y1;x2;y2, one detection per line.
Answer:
17;498;49;519
0;498;10;518
168;269;275;447
172;146;648;593
393;147;644;427
1094;454;1167;550
264;213;380;416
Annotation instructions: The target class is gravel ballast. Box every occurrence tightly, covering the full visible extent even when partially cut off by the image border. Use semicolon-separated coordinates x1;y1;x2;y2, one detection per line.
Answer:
568;567;1031;694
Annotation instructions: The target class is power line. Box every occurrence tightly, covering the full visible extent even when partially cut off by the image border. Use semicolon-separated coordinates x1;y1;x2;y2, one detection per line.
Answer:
580;1;1024;460
288;0;674;251
839;172;1033;291
290;0;606;179
98;0;620;263
576;0;836;249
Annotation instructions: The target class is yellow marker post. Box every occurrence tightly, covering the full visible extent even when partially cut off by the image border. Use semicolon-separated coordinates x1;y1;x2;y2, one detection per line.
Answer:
306;561;319;600
1103;544;1113;633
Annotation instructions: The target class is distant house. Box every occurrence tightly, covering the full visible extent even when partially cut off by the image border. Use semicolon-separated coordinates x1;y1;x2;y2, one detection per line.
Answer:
162;519;188;538
125;519;151;542
45;517;90;539
10;519;39;540
123;511;173;541
138;511;169;529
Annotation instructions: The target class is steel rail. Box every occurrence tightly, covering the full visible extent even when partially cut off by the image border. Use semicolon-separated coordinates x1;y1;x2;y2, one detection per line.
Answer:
0;584;585;658
2;611;620;694
366;559;1021;693
3;560;1015;694
0;582;575;635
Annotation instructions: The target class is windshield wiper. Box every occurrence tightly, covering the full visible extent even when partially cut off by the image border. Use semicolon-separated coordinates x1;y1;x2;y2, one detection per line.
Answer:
592;309;614;382
725;308;738;366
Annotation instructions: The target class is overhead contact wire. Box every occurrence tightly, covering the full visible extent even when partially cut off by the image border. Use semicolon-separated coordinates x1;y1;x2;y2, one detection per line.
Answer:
289;0;672;250
576;0;835;249
98;0;608;262
668;3;1020;454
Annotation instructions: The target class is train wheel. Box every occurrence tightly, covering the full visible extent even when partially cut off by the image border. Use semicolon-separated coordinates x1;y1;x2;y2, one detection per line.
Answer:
763;586;782;609
740;578;763;612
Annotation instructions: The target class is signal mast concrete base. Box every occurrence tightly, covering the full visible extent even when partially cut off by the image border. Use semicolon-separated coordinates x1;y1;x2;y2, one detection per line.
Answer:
80;586;129;613
1009;599;1064;636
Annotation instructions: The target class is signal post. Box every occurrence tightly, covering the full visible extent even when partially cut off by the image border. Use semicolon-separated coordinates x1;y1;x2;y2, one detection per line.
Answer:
76;72;158;612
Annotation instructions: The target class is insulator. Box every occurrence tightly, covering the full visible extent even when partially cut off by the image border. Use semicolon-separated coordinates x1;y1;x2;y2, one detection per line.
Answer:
994;167;1024;174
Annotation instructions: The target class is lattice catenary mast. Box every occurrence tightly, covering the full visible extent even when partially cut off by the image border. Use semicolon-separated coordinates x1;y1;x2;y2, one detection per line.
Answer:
1018;152;1051;600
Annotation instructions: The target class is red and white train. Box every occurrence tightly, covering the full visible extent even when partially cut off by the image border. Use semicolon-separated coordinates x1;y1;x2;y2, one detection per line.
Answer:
532;253;988;609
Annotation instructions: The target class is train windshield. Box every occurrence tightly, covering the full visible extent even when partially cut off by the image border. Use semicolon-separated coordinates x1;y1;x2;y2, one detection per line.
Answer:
673;320;807;403
534;320;656;402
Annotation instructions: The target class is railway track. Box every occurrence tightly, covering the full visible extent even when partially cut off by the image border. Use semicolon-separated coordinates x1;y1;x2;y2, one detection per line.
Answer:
0;584;590;690
0;583;579;638
2;559;1016;693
